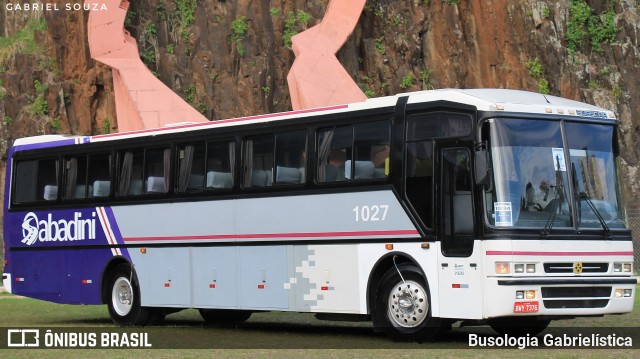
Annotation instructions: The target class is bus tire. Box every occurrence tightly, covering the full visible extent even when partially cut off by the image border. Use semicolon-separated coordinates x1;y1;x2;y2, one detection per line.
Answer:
199;309;252;324
489;317;550;337
107;263;155;326
373;264;440;342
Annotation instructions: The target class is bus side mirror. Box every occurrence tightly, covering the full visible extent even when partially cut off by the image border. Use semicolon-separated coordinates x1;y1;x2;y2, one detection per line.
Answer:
474;150;490;186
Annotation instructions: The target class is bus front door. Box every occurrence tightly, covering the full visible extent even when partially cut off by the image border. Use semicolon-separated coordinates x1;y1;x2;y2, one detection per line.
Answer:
436;146;483;319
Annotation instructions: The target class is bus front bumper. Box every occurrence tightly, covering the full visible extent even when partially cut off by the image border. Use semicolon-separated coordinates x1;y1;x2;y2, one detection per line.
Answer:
484;276;636;319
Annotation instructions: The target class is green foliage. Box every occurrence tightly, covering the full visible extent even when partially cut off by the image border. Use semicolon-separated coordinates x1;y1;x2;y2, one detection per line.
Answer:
38;57;57;73
588;80;599;89
30;80;48;116
145;22;157;36
197;102;206;115
141;49;156;66
124;9;137;27
422;0;431;5
184;84;197;107
270;7;281;18
446;0;460;5
526;58;543;78
4;115;12;126
166;44;175;54
374;36;385;54
50;117;61;132
612;84;622;99
63;91;71;106
400;73;414;89
420;70;431;88
283;10;312;49
175;0;197;28
358;76;375;98
230;16;248;57
543;6;551;19
102;118;111;135
262;86;271;95
600;66;610;76
589;10;617;52
156;3;167;21
0;18;47;65
173;0;198;43
538;79;550;94
566;0;618;53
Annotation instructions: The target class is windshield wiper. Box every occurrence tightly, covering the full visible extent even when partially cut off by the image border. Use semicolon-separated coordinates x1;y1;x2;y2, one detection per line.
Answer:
541;186;559;239
578;191;612;239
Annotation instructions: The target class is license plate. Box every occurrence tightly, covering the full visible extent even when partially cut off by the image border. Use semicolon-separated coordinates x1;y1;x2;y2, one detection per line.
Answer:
514;301;539;313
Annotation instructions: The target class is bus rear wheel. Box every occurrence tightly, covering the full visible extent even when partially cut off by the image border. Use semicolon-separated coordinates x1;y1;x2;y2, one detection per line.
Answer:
489;317;550;337
107;263;159;326
199;309;252;324
373;264;440;342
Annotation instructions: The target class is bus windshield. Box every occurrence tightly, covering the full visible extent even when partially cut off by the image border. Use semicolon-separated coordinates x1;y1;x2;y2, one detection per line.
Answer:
485;118;625;230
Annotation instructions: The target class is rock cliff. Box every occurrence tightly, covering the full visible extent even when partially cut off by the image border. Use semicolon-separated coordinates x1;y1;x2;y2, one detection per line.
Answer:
0;0;638;208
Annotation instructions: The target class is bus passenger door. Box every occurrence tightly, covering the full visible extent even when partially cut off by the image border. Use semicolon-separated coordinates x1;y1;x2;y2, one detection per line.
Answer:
436;146;483;319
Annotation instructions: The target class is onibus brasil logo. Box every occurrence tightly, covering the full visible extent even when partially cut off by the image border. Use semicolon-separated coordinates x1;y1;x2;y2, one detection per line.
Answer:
21;212;97;245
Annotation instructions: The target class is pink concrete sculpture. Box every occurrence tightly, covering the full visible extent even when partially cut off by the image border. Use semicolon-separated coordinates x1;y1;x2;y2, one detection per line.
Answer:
86;0;207;132
287;0;368;110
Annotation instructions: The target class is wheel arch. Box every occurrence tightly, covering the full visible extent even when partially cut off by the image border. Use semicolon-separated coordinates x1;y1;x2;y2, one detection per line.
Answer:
100;256;132;305
366;251;427;315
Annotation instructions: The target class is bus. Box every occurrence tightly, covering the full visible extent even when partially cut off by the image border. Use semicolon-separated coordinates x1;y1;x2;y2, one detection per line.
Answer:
2;89;635;341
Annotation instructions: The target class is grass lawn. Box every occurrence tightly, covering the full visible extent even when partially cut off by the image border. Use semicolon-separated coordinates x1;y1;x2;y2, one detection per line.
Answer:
0;286;638;358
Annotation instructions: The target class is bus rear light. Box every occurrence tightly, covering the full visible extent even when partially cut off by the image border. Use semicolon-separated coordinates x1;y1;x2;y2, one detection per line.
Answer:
140;248;147;254
420;243;430;249
526;264;536;273
515;264;524;273
385;244;393;250
3;259;7;266
516;291;524;299
495;262;510;274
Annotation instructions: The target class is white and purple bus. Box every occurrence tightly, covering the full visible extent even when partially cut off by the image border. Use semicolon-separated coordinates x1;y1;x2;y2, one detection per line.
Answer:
2;89;635;340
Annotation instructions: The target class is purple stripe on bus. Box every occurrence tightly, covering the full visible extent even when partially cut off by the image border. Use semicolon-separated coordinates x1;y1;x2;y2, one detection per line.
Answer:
104;206;131;261
14;139;77;151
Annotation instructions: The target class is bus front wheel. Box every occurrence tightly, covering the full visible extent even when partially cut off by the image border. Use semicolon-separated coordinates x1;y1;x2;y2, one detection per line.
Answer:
107;263;158;326
373;264;440;341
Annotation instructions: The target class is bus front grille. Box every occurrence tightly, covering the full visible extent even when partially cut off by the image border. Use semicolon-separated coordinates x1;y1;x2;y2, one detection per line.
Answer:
543;299;609;309
541;286;611;309
543;263;609;273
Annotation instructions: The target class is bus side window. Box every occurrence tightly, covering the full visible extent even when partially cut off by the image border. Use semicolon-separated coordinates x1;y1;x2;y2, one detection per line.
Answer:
405;141;434;228
206;140;235;190
118;150;143;196
88;153;111;197
243;135;274;188
14;160;39;203
353;121;390;180
64;156;88;199
177;142;206;192
274;130;307;185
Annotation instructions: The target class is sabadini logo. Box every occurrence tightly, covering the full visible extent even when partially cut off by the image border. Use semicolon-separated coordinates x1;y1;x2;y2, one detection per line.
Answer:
20;212;97;245
21;213;39;245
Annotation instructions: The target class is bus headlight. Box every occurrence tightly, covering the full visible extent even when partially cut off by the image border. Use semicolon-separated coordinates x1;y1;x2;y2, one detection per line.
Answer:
514;263;536;273
495;262;510;274
613;263;633;273
615;289;633;298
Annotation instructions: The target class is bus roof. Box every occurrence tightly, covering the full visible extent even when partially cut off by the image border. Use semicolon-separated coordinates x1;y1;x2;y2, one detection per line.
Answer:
12;89;615;149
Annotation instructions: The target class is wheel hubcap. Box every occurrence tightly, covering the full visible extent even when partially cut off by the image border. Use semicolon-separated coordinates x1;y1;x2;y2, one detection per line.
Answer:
112;277;133;316
388;280;428;327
